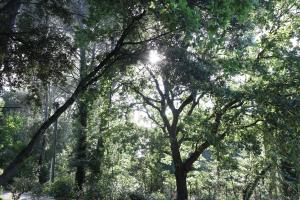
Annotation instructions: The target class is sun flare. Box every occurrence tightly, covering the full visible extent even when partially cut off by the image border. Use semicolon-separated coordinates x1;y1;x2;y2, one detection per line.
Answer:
148;50;162;64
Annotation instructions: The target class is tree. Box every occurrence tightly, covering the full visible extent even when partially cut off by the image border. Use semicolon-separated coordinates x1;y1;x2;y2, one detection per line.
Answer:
243;1;300;198
0;0;202;186
128;46;246;199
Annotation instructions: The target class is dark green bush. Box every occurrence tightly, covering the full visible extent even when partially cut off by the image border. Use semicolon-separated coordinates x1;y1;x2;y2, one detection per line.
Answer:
49;177;74;200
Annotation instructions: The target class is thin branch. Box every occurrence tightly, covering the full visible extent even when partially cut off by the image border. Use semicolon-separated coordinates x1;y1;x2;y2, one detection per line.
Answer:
145;67;165;101
239;119;263;129
142;107;163;129
163;79;177;116
133;88;160;111
243;164;272;200
0;106;21;109
123;30;176;45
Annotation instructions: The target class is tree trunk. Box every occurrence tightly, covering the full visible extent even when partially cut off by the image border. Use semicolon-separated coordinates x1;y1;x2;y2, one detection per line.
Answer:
75;43;88;190
37;136;47;183
281;161;299;200
90;135;104;177
38;84;50;184
175;166;188;200
168;125;188;200
50;102;59;182
75;98;88;190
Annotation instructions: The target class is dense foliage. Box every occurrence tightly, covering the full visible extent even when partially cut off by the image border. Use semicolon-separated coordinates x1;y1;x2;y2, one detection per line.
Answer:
0;0;299;200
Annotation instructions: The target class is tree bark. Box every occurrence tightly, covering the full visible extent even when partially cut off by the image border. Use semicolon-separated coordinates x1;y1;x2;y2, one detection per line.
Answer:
75;38;88;190
175;166;188;200
90;136;104;176
75;98;88;190
38;84;49;184
50;102;59;182
168;124;188;200
37;135;47;183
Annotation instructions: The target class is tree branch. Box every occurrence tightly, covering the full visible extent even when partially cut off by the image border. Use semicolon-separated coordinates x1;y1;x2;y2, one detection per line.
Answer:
178;92;196;115
123;29;176;45
185;93;204;117
133;88;161;111
182;99;243;172
146;67;165;101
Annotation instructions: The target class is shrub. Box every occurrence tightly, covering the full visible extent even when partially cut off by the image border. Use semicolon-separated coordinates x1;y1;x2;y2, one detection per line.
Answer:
10;177;34;200
31;182;44;200
149;192;169;200
49;177;74;200
84;178;115;200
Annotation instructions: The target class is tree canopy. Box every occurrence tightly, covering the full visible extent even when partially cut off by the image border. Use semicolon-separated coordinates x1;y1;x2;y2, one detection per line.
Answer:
0;0;299;200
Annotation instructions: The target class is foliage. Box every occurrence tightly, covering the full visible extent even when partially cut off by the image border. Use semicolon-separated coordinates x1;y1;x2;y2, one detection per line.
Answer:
0;113;26;169
0;0;300;200
48;177;75;200
0;0;76;97
10;177;34;200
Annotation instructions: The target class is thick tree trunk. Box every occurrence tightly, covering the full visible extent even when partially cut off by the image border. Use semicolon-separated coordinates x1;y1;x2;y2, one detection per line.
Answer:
74;1;88;191
90;135;104;177
175;166;188;200
37;136;47;183
167;125;189;200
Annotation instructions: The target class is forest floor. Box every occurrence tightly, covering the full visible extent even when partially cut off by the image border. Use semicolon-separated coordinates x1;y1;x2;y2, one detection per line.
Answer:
0;191;53;200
